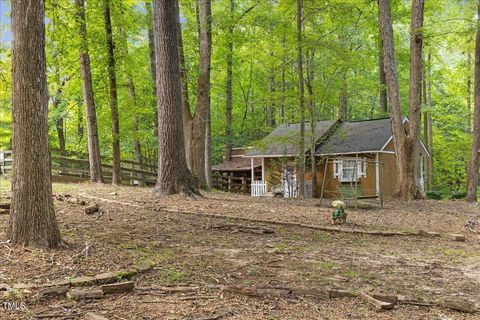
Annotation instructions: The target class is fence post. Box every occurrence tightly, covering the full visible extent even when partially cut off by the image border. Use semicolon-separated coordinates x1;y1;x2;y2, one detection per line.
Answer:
131;162;135;186
242;176;247;194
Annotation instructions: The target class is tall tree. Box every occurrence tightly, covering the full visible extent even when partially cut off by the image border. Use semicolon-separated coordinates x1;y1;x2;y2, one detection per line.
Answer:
146;0;158;138
183;0;212;187
378;0;424;200
104;0;121;185
377;0;388;113
466;1;480;202
7;0;61;248
152;0;198;196
75;0;103;183
224;0;234;162
467;51;472;134
297;0;306;198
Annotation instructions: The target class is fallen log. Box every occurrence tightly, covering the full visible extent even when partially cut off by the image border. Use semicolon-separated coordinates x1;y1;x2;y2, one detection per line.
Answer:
211;224;275;235
359;292;394;310
84;312;109;320
135;285;200;294
79;194;442;239
66;289;104;300
450;234;466;242
85;203;100;214
36;285;69;300
101;281;134;294
442;298;476;313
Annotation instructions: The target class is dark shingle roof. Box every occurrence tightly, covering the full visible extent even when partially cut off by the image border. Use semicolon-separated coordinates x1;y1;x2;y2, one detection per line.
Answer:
315;118;392;155
212;158;261;172
246;120;337;157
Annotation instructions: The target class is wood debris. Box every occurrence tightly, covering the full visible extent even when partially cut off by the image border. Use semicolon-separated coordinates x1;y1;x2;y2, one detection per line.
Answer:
359;292;394;310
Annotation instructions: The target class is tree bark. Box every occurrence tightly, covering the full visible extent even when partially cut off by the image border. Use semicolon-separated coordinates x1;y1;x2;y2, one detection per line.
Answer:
176;3;194;170
146;0;158;138
467;51;472;134
306;50;317;198
296;0;306;198
7;0;61;248
466;2;480;202
377;0;388;113
378;0;424;200
76;0;103;183
267;71;276;127
119;26;144;186
224;0;234;162
104;0;121;185
152;0;198;196
339;73;348;121
190;0;212;187
53;91;66;157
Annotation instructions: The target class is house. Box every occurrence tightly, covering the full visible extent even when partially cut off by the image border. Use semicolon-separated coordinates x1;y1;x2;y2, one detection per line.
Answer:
244;117;431;200
212;147;262;194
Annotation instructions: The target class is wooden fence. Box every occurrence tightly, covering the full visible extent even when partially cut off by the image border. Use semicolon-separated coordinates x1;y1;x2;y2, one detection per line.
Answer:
0;150;157;186
212;173;251;194
0;150;12;175
51;156;157;186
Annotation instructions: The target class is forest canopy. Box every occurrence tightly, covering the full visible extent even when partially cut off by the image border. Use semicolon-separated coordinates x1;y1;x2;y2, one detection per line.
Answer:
0;0;477;194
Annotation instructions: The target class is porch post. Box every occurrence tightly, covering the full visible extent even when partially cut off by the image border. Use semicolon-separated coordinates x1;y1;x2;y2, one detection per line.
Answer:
375;153;380;196
261;157;265;182
251;158;254;182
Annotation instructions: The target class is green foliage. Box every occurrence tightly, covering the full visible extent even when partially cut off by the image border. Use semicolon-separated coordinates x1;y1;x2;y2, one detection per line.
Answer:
426;190;443;200
450;190;467;199
0;0;478;195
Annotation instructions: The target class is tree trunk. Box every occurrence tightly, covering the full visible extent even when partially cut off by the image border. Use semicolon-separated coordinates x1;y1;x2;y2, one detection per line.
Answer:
190;0;212;187
467;51;472;134
146;0;158;138
176;3;194;170
152;0;198;196
77;102;84;141
378;0;424;200
427;52;433;187
7;0;61;248
267;71;276;127
104;0;121;185
53;92;66;157
339;74;348;121
119;26;144;186
377;0;388;113
224;0;234;162
205;111;212;188
466;2;480;202
76;0;103;183
306;50;317;198
296;0;305;198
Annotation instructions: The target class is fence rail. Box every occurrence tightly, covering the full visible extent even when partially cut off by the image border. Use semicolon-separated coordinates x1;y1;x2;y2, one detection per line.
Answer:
212;173;251;194
0;150;12;175
1;151;157;186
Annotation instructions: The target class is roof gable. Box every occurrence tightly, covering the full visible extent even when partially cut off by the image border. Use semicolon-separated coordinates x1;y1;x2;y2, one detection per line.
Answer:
246;120;337;157
315;118;392;155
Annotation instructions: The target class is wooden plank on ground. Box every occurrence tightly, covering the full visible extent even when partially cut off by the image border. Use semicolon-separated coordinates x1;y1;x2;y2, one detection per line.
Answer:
360;292;394;310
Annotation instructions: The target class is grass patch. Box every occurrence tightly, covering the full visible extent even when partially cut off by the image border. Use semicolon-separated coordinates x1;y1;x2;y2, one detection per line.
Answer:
159;268;185;284
315;260;337;270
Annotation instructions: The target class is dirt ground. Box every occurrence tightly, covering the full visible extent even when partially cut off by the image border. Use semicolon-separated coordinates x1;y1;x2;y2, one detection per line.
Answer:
0;181;479;319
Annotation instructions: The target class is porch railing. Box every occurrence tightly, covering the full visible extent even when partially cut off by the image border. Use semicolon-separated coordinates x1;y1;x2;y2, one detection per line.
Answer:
251;180;267;196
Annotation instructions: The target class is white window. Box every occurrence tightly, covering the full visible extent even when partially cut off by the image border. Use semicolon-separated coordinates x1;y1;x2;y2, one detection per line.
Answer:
333;158;367;182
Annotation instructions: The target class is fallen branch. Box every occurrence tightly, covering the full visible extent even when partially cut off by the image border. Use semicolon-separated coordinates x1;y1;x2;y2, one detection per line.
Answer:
79;194;436;238
359;292;394;310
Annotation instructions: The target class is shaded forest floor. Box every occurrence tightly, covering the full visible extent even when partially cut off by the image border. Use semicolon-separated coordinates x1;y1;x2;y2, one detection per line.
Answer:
0;180;479;319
